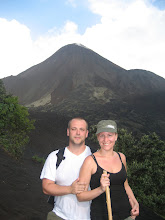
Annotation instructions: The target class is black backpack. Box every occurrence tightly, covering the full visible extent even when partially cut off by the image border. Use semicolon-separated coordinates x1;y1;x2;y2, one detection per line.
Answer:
47;146;96;205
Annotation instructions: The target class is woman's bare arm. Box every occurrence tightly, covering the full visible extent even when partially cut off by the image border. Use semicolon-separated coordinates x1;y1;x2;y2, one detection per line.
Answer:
77;155;109;201
120;152;139;217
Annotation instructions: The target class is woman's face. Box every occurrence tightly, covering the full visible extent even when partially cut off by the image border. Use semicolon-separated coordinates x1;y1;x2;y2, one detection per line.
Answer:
97;132;118;150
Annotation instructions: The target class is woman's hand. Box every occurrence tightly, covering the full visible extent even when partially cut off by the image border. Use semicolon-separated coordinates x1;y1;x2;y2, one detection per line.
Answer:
129;197;139;218
100;173;110;192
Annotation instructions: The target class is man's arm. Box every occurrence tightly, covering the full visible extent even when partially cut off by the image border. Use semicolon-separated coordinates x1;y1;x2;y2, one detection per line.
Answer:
42;178;86;196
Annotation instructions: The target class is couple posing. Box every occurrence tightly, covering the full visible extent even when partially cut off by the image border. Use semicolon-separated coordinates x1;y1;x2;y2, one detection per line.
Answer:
40;117;139;220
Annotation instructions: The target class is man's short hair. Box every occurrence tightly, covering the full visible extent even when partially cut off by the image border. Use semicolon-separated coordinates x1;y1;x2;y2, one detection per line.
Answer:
68;117;88;130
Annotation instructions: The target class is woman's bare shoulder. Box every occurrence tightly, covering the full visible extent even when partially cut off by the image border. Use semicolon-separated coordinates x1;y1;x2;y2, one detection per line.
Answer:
118;151;125;157
84;155;95;165
118;152;126;161
79;155;96;178
81;154;96;173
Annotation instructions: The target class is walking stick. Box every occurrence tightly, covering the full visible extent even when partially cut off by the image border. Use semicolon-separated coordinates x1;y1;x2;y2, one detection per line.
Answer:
103;170;113;220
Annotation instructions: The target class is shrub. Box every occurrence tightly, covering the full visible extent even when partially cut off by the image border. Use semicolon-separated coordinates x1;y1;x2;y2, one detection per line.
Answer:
0;80;35;159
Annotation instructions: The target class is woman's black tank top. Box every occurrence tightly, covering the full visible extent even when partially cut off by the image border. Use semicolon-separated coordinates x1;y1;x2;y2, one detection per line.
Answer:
90;152;131;220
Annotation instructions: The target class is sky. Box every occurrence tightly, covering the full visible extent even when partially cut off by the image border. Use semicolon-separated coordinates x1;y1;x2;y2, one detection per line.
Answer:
0;0;165;79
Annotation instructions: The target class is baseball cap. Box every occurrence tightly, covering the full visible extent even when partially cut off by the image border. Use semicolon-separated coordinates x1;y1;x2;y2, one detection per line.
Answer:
96;120;117;134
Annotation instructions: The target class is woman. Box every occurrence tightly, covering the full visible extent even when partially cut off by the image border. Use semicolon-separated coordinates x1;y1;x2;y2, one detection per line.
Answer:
77;120;139;220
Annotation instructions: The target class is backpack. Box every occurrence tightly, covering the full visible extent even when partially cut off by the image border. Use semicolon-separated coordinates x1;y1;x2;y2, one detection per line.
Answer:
47;146;96;205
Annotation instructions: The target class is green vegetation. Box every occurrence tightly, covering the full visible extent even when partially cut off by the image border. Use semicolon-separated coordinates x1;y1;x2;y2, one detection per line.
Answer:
88;126;165;217
0;79;35;159
32;155;45;164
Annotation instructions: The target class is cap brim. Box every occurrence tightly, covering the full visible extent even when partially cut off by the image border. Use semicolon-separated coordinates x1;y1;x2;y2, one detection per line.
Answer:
96;128;117;134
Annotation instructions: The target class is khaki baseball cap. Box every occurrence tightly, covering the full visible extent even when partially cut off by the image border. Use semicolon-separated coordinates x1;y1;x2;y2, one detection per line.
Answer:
96;120;117;134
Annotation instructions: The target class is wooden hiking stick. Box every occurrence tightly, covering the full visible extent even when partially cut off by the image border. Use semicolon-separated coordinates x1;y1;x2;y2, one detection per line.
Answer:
103;170;113;220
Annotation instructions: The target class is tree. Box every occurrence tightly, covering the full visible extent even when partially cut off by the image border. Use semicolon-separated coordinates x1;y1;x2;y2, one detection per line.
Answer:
0;79;6;100
0;79;35;158
128;133;165;215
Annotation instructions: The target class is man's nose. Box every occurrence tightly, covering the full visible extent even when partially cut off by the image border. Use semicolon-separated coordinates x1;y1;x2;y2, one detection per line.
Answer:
76;129;80;134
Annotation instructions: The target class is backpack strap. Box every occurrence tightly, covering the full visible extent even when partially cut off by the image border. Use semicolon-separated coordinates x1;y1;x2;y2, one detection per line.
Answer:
56;147;65;169
47;147;65;205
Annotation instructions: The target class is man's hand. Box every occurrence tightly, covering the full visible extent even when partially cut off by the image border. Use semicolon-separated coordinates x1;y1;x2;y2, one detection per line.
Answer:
70;178;86;194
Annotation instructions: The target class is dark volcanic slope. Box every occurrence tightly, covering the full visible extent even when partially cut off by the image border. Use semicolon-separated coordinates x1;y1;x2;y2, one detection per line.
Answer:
2;43;165;140
2;44;125;105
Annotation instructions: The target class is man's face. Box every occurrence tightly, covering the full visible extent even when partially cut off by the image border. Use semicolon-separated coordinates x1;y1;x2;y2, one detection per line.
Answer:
67;119;88;146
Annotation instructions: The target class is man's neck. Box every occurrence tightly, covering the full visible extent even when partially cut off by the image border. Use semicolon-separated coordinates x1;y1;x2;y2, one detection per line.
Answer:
67;144;86;155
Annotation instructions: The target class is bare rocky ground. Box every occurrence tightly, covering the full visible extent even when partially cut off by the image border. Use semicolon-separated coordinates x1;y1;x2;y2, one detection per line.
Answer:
0;148;50;220
0;111;164;220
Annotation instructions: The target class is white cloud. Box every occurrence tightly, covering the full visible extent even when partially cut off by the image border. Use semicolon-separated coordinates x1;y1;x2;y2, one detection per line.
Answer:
0;0;165;79
32;21;82;63
0;19;81;78
0;18;34;78
83;0;165;78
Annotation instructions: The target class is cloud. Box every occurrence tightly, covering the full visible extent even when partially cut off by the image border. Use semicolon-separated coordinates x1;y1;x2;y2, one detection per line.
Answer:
83;0;165;78
0;0;165;79
0;18;34;78
0;19;81;78
32;21;82;63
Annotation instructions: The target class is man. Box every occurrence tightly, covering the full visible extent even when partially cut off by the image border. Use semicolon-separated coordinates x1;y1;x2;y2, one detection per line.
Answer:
40;117;92;220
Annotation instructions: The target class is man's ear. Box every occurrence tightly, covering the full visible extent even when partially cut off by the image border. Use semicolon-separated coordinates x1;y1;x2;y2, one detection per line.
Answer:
86;130;89;138
67;128;69;136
